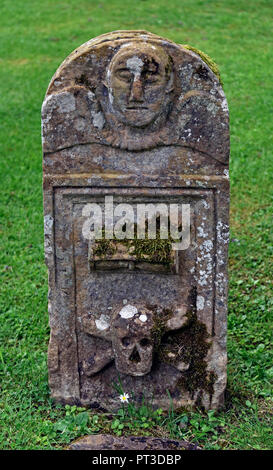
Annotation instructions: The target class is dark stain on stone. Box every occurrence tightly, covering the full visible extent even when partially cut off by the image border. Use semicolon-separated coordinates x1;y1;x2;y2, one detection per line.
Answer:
195;64;209;81
75;73;94;90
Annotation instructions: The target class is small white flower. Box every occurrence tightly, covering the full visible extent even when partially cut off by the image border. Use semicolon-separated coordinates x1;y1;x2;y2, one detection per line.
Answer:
119;393;129;403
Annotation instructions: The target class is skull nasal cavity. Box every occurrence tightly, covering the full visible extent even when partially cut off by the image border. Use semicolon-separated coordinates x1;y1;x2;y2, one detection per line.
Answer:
129;347;141;363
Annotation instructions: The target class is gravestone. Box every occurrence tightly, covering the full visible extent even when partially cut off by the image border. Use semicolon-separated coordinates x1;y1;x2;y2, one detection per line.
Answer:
42;30;229;410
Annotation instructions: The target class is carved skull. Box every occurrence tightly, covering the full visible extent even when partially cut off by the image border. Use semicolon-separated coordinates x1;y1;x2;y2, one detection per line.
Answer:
82;302;189;377
111;305;154;376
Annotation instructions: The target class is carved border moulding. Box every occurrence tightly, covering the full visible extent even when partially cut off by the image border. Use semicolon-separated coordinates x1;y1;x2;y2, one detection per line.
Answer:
42;31;229;410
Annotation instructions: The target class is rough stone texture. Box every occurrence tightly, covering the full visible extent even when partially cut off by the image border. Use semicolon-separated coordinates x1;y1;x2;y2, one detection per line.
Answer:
42;30;229;411
68;434;200;450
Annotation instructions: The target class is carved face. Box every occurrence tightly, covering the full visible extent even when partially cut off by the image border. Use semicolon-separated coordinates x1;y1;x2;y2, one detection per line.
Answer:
106;44;173;128
111;305;154;376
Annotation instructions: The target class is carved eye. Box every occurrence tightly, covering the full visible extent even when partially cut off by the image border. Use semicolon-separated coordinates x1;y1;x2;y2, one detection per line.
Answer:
139;338;150;347
116;69;132;82
143;65;160;84
122;337;132;347
144;72;159;83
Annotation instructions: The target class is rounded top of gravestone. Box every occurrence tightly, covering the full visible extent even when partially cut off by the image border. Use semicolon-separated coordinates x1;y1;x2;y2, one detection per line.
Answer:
42;30;229;162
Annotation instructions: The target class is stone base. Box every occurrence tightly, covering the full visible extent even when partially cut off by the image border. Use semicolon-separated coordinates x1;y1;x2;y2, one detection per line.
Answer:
68;434;200;450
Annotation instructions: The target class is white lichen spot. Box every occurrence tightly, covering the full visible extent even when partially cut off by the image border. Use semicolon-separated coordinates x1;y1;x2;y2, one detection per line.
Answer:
202;239;213;252
221;98;229;113
207;262;213;273
200;199;210;210
87;90;95;101
207;101;218;116
119;305;138;319
126;56;143;77
44;239;52;256
56;92;76;113
197;296;205;311
198;270;208;286
216;221;229;244
215;272;226;295
223;169;229;179
109;91;114;105
95;314;110;331
44;214;53;235
139;314;147;323
75;117;86;132
91;111;105;130
197;226;208;238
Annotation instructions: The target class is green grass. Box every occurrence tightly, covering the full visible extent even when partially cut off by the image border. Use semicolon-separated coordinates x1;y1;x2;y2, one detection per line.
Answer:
0;0;272;450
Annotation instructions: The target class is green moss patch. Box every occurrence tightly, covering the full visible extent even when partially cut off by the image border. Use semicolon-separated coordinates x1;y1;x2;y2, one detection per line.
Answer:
92;238;117;258
182;44;222;85
147;305;173;351
159;312;215;397
92;220;177;267
131;237;172;265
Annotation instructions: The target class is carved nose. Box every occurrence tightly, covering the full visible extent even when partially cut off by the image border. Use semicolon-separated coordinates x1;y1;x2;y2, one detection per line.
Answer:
129;78;144;102
129;347;141;363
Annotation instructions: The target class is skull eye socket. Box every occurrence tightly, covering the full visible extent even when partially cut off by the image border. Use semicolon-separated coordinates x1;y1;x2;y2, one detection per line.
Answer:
121;337;131;347
139;338;150;347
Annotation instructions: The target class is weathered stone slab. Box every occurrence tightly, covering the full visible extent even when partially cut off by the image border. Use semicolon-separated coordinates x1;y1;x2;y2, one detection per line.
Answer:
42;30;229;411
69;434;200;450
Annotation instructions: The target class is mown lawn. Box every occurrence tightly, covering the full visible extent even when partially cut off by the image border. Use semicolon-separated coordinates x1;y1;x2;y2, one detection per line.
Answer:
0;0;272;450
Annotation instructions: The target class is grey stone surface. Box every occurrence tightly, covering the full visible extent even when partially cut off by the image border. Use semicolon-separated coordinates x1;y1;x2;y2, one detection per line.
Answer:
42;30;229;410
